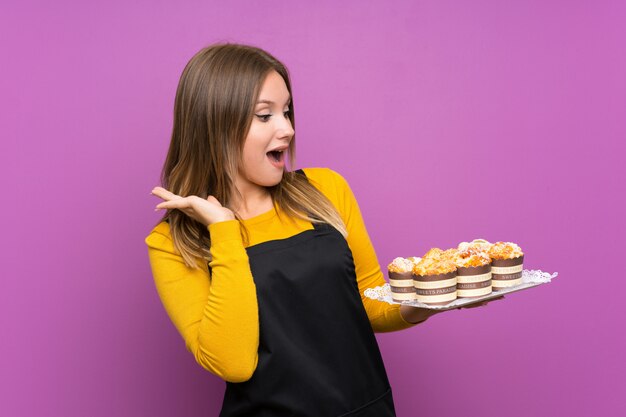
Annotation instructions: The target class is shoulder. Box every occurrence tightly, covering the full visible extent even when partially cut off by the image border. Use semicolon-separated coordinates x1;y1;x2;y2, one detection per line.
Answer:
144;221;173;249
299;167;355;214
300;167;351;195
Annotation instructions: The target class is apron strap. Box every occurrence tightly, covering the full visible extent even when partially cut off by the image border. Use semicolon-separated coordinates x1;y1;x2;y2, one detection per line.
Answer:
293;169;326;231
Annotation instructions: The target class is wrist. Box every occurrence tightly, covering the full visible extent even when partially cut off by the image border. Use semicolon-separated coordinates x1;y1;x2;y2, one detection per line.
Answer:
207;219;241;243
208;211;236;226
211;216;235;225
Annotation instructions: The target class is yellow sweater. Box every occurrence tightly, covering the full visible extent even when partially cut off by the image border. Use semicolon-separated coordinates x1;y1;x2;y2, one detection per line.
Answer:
145;167;416;382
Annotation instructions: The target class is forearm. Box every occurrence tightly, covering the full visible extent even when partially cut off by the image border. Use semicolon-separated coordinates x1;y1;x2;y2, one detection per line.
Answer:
195;220;259;381
145;220;259;382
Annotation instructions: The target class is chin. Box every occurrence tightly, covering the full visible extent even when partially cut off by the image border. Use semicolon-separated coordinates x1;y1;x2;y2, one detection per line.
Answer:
257;171;284;187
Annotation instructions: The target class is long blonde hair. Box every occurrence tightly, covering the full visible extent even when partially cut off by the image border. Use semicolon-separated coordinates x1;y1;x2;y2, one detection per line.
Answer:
157;43;347;268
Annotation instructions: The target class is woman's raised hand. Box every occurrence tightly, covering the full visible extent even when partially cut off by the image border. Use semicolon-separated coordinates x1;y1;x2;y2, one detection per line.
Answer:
151;187;235;227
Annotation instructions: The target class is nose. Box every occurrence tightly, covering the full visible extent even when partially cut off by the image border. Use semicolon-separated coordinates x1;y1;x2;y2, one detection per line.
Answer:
277;116;294;139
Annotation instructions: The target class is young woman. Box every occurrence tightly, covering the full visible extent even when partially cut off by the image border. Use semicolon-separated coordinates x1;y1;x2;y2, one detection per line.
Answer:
146;43;494;416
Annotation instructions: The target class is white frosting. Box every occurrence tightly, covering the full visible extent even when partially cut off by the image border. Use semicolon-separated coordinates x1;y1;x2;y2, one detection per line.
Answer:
458;242;471;251
388;257;415;273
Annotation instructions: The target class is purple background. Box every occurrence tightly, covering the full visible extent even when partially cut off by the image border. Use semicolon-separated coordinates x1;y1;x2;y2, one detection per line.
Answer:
2;1;624;416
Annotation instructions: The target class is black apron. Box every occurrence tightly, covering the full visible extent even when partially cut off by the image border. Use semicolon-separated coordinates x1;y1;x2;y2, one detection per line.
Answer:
219;170;396;417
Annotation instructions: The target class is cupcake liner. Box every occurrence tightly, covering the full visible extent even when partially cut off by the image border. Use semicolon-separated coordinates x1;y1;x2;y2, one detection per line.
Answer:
414;291;457;305
413;271;457;305
413;277;457;289
388;271;414;287
391;292;417;302
413;270;457;282
388;271;413;278
457;264;490;276
457;280;492;289
492;255;523;289
388;270;416;301
389;279;414;287
456;264;492;298
457;280;492;297
389;286;416;293
415;286;457;296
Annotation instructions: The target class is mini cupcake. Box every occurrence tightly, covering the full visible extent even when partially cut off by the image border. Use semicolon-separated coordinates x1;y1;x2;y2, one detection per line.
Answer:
454;248;493;298
488;242;524;290
412;253;457;306
387;257;418;302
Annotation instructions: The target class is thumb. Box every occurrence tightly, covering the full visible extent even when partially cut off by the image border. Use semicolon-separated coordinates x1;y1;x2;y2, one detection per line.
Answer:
207;195;223;206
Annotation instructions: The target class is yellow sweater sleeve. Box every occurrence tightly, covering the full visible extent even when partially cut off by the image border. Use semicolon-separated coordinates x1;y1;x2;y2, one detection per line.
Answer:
145;220;259;382
303;168;419;333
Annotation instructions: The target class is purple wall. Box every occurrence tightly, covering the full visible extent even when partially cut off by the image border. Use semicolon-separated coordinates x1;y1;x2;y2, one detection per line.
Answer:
2;1;624;416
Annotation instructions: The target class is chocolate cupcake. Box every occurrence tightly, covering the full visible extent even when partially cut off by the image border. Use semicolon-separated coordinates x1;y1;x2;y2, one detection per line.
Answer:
387;257;418;302
488;242;524;290
412;255;457;305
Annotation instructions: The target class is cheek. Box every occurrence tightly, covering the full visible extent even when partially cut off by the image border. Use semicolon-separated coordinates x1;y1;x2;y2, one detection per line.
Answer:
241;138;266;172
243;130;268;160
243;143;264;165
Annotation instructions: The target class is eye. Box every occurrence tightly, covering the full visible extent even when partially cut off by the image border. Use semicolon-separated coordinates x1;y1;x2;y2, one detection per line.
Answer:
283;110;291;118
256;114;272;122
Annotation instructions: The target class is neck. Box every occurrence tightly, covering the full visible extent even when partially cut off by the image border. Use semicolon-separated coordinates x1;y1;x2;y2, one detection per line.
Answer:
230;183;273;220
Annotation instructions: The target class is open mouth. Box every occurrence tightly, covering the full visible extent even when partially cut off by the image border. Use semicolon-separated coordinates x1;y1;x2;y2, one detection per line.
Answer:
267;150;283;162
267;149;286;167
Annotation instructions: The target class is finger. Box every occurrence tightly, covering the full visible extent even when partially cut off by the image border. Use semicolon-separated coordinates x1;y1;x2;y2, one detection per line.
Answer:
151;187;181;201
151;186;171;195
156;197;191;210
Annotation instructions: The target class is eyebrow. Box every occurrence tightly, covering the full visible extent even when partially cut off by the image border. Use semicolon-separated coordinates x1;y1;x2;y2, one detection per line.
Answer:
256;97;291;106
